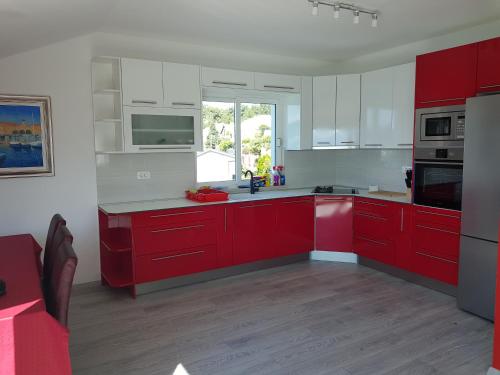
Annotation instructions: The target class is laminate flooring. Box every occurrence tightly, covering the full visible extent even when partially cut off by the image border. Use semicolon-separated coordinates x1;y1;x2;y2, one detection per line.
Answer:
69;261;493;375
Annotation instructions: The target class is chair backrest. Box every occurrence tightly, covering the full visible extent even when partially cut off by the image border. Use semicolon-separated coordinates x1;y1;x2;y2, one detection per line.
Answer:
43;225;73;284
44;241;78;328
45;214;66;254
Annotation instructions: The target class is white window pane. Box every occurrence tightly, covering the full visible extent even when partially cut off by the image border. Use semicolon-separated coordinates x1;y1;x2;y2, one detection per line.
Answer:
197;101;236;183
240;103;275;178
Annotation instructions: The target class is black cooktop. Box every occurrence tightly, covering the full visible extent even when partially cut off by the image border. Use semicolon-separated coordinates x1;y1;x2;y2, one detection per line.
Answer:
312;186;358;194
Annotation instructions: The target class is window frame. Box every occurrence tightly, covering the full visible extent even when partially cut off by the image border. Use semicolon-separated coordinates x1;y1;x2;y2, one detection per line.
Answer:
196;90;284;187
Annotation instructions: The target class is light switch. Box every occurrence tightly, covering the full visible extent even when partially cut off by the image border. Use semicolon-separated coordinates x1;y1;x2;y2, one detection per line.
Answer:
137;171;151;180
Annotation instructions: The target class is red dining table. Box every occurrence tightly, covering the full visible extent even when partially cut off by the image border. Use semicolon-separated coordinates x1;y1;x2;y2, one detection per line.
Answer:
0;234;72;375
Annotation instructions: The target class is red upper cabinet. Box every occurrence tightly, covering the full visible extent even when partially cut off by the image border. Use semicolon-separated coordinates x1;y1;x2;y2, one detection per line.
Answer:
315;196;353;252
477;37;500;94
415;43;478;108
275;197;314;257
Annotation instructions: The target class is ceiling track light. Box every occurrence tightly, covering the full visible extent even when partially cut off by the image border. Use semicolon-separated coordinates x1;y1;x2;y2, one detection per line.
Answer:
308;0;379;27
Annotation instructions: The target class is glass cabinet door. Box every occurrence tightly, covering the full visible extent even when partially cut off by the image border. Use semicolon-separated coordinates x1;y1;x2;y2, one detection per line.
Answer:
131;114;195;146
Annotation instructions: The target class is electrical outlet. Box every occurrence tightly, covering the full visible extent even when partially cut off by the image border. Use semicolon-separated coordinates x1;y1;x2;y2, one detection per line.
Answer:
402;166;412;176
137;171;151;180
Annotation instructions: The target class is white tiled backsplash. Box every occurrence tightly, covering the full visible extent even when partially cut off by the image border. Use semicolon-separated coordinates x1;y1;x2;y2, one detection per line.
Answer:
96;149;412;203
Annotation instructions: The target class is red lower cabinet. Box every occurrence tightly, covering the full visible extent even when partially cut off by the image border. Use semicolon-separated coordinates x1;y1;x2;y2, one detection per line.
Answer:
275;197;314;256
394;204;413;271
233;201;277;264
411;206;461;285
315;196;353;252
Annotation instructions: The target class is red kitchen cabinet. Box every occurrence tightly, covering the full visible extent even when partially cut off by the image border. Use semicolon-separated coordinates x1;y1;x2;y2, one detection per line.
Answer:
477;37;500;94
276;197;314;256
411;206;461;285
415;43;477;108
315;196;353;252
233;201;277;264
215;204;234;268
394;204;413;271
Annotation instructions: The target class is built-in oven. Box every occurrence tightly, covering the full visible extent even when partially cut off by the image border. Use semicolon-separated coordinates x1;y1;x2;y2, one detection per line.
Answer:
415;105;465;148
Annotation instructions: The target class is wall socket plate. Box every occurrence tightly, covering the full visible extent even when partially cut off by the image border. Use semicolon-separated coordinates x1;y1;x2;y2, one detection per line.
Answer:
137;171;151;180
402;166;412;176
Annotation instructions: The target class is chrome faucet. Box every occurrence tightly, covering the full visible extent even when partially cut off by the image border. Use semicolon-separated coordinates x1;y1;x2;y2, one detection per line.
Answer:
244;170;257;194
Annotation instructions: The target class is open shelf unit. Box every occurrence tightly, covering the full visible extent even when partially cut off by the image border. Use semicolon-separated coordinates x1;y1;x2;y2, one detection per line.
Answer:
91;57;124;153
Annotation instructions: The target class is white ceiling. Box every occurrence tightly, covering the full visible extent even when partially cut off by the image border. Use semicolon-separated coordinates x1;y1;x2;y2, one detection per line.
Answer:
0;0;499;60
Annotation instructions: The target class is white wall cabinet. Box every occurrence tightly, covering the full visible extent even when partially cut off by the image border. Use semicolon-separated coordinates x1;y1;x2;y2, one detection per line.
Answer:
254;73;301;93
201;67;254;89
360;67;394;148
286;76;312;150
312;75;336;148
121;58;164;107
163;62;201;109
390;63;415;149
335;74;360;147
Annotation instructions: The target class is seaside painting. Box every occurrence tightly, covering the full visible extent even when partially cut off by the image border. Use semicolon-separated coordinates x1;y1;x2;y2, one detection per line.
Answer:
0;95;54;177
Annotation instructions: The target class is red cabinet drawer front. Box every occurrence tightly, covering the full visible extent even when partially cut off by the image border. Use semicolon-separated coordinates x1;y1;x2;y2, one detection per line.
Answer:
132;206;217;228
415;43;477;108
353;212;392;241
135;246;217;284
477;37;500;93
133;222;217;256
354;235;394;265
412;251;458;285
413;206;461;232
414;224;460;261
316;196;353;252
354;198;395;218
276;198;314;256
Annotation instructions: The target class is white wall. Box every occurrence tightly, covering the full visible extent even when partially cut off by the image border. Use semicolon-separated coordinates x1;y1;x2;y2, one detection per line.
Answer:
0;36;99;284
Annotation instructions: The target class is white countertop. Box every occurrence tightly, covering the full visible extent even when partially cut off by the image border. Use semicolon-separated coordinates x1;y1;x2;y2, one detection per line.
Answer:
99;187;411;215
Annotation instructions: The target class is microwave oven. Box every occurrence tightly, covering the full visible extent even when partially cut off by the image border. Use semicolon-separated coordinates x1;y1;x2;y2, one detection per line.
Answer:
414;105;465;149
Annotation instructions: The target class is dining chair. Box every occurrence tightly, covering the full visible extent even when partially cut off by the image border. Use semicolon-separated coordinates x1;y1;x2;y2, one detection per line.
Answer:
44;214;66;256
43;224;73;284
44;240;78;328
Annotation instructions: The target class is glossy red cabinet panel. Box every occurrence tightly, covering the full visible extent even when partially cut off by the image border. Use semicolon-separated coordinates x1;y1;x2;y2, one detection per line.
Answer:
233;201;276;264
477;37;500;93
315;196;353;252
135;245;217;283
354;235;395;265
132;206;216;228
412;251;458;285
394;205;413;271
415;43;477;108
215;204;234;268
276;197;314;256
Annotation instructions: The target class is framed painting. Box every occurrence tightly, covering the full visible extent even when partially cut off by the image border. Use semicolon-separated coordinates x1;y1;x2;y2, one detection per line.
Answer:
0;95;54;178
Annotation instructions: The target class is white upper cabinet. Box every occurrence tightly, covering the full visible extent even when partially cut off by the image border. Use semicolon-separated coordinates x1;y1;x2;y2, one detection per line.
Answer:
390;62;415;148
312;75;336;148
286;76;312;150
163;62;201;109
121;58;164;107
254;73;301;93
360;67;394;148
335;74;360;147
201;67;255;89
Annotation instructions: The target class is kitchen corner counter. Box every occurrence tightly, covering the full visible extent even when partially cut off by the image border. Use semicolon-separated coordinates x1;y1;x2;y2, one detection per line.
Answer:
98;187;412;215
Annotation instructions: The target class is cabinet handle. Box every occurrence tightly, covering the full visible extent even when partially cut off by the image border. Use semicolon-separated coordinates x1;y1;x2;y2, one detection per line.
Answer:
152;250;205;261
316;141;332;145
239;203;272;209
341;141;355;144
420;98;464;104
131;100;158;104
224;207;227;232
355;212;387;221
479;84;500;89
415;251;457;264
212;80;248;87
357;236;387;246
415;209;459;219
150;211;205;219
357;200;387;207
364;143;383;147
282;199;313;204
263;85;295;90
400;208;404;232
322;198;349;201
397;143;413;146
415;224;459;236
138;146;191;150
151;224;204;233
171;102;195;106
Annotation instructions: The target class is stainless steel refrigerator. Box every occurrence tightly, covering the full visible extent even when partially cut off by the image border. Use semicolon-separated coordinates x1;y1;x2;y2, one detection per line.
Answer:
458;93;500;321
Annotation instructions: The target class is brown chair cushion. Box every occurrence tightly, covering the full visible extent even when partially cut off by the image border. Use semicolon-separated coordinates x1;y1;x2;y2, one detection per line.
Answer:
44;241;78;328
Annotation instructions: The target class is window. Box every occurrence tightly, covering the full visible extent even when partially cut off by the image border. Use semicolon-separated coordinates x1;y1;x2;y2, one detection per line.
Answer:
197;99;277;184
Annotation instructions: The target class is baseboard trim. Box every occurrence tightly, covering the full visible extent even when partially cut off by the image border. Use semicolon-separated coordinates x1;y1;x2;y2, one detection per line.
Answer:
487;367;500;375
135;253;310;296
358;256;457;297
310;250;358;263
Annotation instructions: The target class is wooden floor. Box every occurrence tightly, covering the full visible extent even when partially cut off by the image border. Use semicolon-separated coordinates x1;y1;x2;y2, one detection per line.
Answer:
69;261;493;375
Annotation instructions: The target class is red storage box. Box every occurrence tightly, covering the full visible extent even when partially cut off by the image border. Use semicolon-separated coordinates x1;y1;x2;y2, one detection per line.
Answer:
185;188;229;203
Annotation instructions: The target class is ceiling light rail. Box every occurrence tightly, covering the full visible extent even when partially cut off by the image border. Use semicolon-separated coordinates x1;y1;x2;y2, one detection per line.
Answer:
308;0;379;27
